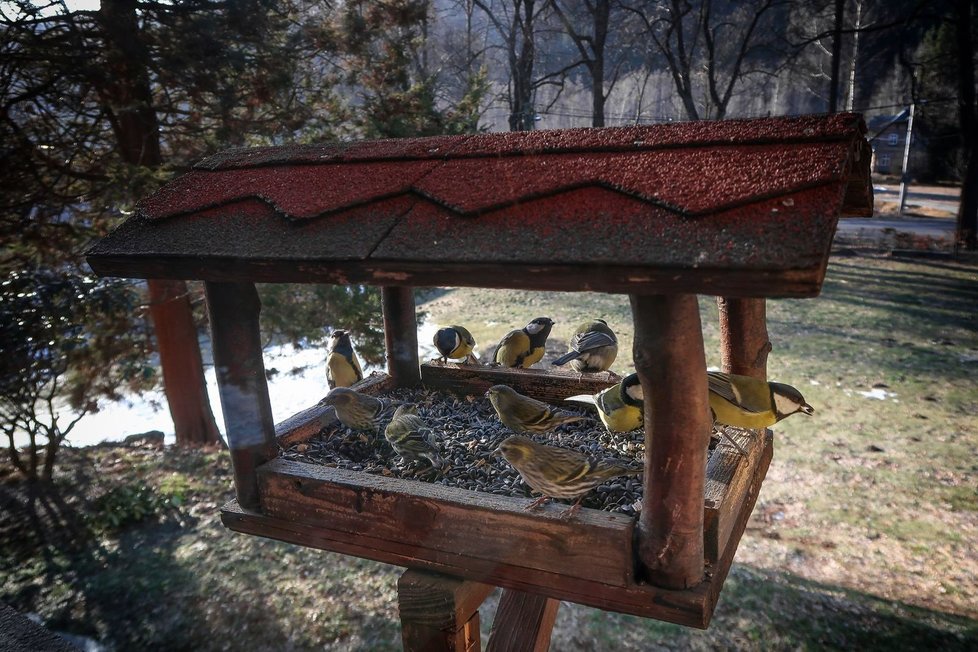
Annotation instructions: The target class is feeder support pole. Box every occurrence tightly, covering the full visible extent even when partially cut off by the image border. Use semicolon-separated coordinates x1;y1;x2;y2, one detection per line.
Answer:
630;293;711;589
717;297;770;380
205;281;276;510
382;286;422;388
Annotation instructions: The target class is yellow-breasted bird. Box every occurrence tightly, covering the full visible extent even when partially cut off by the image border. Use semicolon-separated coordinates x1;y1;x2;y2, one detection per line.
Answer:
433;325;478;364
551;319;618;373
493;317;555;368
326;329;363;390
320;387;400;433
565;372;644;433
485;384;587;434
384;404;445;470
707;371;814;429
495;435;643;518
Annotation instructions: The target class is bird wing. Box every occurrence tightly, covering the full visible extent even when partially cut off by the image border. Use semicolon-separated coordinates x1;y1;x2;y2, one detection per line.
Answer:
707;371;766;413
564;394;598;407
350;351;364;382
574;330;617;352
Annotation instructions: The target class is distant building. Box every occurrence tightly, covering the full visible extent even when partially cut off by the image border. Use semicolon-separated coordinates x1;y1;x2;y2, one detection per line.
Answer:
867;109;929;178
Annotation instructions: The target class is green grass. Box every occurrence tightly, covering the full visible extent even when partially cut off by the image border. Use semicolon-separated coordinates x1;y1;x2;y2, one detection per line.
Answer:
1;253;976;650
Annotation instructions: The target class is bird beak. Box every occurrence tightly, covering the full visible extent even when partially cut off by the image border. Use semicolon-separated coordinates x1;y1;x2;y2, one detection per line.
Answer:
801;403;815;416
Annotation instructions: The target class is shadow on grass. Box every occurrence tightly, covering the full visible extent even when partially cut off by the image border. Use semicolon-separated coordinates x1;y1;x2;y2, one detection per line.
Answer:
576;564;978;651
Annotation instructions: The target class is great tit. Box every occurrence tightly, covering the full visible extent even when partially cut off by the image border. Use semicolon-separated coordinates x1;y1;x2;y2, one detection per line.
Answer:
551;319;618;373
565;372;644;432
493;317;555;368
707;371;814;429
384;404;445;471
486;384;587;434
433;325;478;364
326;329;363;390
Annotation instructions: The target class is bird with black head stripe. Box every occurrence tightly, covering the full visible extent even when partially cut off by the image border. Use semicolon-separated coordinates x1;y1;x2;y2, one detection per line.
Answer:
326;329;363;390
493;317;555;368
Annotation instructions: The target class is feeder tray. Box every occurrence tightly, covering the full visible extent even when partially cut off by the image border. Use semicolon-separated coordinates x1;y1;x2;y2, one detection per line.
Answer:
87;113;872;641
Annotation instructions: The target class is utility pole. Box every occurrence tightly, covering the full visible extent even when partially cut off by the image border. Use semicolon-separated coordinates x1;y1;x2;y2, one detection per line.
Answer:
897;101;916;214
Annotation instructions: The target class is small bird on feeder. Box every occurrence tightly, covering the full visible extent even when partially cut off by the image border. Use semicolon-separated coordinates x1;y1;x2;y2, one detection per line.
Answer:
495;435;642;519
384;404;445;471
485;384;587;434
320;387;400;434
432;325;478;364
707;371;814;430
326;329;363;390
551;318;618;374
492;317;555;368
564;372;644;433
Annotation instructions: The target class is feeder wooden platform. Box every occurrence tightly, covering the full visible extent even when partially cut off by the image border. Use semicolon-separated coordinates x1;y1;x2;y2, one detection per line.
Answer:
87;113;872;647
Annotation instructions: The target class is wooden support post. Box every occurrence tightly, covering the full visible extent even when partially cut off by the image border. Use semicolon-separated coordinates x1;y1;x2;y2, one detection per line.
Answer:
381;286;421;388
717;297;771;380
205;281;276;510
398;570;492;652
630;293;711;589
485;590;560;652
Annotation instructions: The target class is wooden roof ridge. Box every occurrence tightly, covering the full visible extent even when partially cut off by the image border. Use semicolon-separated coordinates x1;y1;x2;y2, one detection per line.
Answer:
87;112;873;298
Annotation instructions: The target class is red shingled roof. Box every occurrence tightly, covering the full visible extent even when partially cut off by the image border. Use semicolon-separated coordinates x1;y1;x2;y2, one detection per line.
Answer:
87;113;872;297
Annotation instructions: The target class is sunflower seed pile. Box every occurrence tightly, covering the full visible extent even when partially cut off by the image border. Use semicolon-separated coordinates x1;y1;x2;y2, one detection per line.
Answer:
279;387;727;517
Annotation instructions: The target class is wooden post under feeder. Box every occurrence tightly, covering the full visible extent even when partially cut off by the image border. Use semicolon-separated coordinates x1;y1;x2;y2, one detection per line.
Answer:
86;113;873;644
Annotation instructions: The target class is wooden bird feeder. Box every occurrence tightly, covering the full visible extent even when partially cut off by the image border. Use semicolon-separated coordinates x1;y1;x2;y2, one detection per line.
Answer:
87;113;872;648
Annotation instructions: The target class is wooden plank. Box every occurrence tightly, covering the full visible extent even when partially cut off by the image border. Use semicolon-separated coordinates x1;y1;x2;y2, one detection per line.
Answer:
717;297;770;379
703;431;770;564
419;363;618;403
221;499;714;627
398;570;492;652
382;286;422;387
702;431;774;623
485;591;560;652
258;459;635;588
631;294;711;590
204;281;276;510
85;255;826;299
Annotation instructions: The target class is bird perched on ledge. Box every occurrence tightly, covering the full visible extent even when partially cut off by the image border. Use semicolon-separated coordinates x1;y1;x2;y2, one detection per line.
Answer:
493;317;555;368
707;371;814;430
320;387;400;434
565;372;644;433
384;404;445;471
326;329;363;389
432;325;478;364
495;435;643;518
551;319;618;374
486;384;587;434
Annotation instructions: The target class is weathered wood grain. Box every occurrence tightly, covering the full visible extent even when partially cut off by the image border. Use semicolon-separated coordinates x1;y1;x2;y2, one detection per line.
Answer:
631;294;711;590
398;570;491;652
703;431;771;564
419;363;618;403
485;590;560;652
382;286;422;388
86;255;827;299
717;297;771;379
204;281;276;510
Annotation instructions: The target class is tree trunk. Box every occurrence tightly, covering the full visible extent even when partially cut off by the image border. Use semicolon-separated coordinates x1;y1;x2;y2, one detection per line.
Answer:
98;0;222;446
954;0;977;251
590;0;609;128
828;0;845;113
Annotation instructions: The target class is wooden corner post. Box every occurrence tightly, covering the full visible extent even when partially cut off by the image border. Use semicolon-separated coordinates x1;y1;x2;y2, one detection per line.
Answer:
381;286;421;388
630;294;712;589
717;297;770;379
204;281;276;510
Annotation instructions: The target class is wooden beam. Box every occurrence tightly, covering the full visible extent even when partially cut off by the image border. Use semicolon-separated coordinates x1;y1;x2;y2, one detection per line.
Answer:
486;590;560;652
717;297;770;380
630;294;711;589
398;570;492;652
382;286;421;387
204;281;276;510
